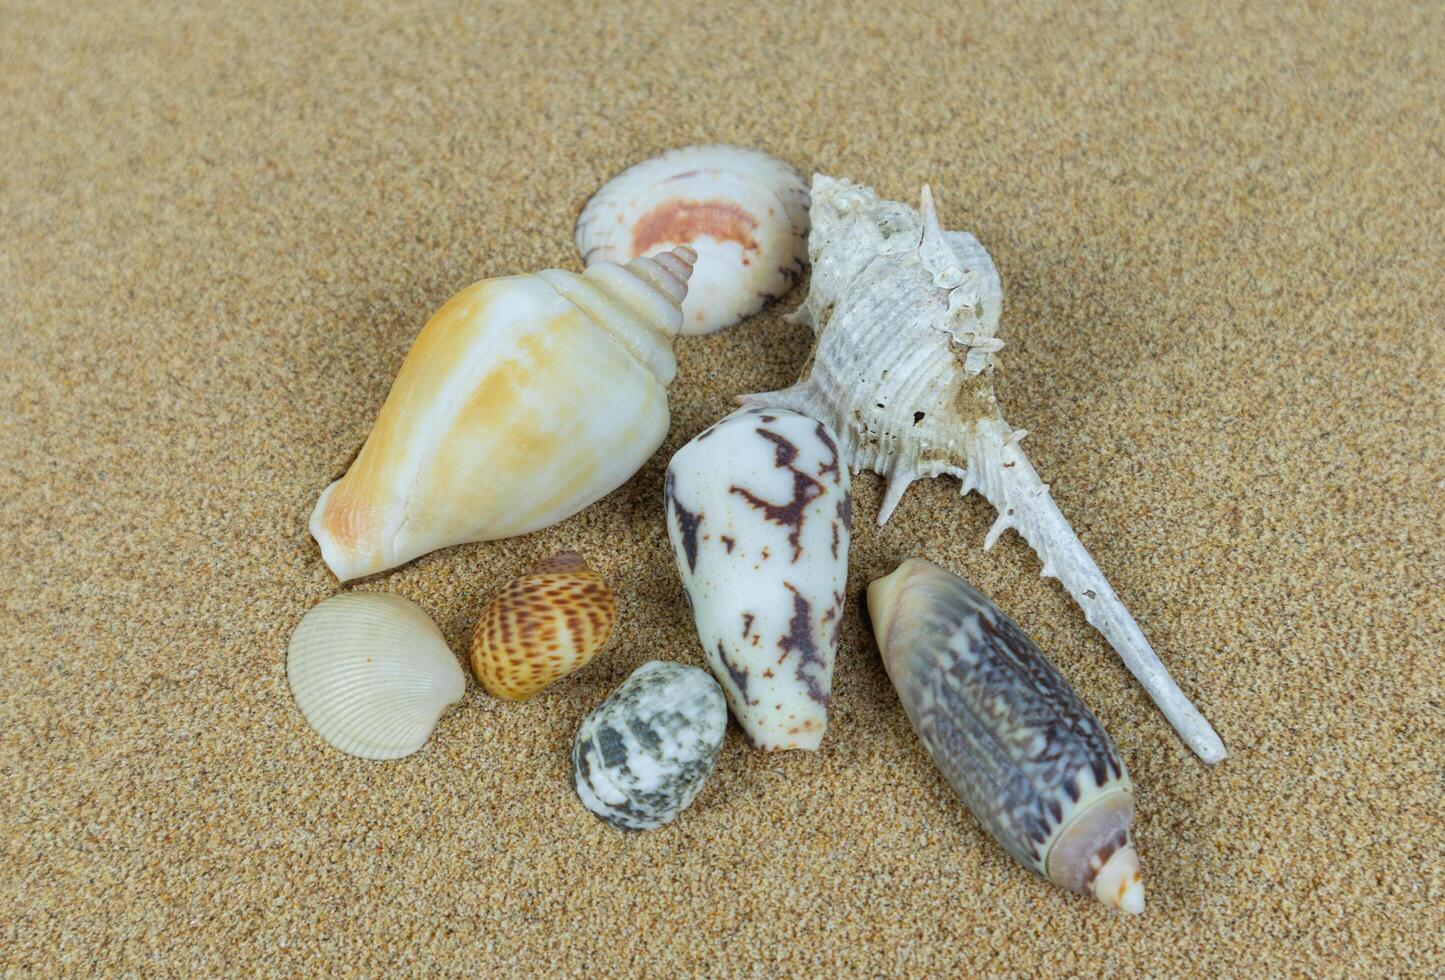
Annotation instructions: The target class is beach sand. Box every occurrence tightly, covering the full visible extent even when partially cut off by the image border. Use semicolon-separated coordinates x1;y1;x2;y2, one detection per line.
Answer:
2;0;1441;972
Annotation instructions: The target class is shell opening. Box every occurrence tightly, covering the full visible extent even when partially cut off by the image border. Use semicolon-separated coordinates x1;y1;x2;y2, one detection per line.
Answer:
575;146;807;335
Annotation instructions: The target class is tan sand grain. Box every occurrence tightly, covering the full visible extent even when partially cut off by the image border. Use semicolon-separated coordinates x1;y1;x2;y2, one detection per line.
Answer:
2;0;1441;973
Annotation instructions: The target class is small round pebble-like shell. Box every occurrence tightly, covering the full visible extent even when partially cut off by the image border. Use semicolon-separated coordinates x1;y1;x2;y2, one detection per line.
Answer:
287;593;466;760
572;661;727;831
576;144;810;335
470;551;616;701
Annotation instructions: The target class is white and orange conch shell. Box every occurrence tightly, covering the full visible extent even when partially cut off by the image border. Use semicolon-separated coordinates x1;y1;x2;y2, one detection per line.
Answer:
311;247;697;582
742;176;1225;764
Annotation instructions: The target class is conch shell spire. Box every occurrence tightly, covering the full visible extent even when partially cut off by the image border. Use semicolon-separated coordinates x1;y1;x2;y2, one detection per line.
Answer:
310;245;697;582
742;176;1225;763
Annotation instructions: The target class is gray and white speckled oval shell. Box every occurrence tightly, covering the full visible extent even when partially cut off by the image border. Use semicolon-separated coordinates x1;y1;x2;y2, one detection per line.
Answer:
571;661;727;831
665;408;851;751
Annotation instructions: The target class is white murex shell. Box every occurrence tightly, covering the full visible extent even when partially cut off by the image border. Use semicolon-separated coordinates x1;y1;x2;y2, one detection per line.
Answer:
310;246;696;582
665;407;851;751
286;593;466;759
741;175;1226;764
576;145;809;335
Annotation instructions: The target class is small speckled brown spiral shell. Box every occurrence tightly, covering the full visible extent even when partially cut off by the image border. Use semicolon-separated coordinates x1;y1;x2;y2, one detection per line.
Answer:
470;552;616;701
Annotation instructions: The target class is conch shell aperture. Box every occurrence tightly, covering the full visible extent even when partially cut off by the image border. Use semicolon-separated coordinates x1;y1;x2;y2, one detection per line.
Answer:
743;175;1225;764
311;246;697;582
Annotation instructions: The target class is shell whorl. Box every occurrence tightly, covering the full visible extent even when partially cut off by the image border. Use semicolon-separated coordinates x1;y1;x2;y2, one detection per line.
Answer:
536;245;695;386
742;179;1004;522
633;245;697;303
746;174;1225;765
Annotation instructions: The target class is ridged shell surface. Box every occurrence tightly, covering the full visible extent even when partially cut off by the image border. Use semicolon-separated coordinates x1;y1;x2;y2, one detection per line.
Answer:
470;551;616;701
742;174;1225;765
571;661;727;831
310;247;696;582
287;593;466;760
740;175;1002;523
868;558;1145;913
576;145;809;334
665;408;851;750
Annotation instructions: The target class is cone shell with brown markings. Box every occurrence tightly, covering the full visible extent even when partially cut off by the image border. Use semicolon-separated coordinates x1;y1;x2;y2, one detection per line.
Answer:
470;552;617;701
576;145;809;335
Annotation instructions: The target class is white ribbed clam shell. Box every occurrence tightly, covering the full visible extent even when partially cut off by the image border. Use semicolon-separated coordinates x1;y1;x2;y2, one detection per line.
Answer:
576;145;809;334
287;593;466;760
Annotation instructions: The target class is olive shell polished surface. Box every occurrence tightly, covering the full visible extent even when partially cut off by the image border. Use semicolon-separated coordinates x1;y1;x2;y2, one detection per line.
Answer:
868;558;1144;911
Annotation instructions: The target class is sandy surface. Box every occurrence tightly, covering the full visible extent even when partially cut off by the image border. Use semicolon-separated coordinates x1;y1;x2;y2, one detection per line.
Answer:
3;0;1442;974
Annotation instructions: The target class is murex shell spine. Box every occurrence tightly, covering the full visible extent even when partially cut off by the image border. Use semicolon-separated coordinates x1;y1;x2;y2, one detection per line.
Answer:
745;175;1225;764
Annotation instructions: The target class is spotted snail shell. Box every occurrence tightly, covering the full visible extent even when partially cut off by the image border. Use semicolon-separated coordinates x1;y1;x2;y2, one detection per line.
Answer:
470;551;616;701
869;558;1145;913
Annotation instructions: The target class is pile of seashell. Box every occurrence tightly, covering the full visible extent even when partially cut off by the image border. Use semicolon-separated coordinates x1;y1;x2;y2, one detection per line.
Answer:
286;145;1227;914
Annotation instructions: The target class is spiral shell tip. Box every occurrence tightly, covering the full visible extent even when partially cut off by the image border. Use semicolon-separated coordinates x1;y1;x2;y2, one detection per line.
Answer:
1093;844;1145;915
1119;878;1145;915
653;245;697;283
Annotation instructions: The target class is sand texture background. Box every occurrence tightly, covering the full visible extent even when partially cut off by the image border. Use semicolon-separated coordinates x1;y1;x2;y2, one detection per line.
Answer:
3;0;1442;974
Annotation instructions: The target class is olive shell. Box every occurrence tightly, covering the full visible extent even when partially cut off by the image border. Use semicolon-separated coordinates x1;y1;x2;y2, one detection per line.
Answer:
868;558;1143;911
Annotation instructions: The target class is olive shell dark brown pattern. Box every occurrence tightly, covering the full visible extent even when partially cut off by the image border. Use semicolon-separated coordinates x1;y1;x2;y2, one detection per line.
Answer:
868;558;1145;912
